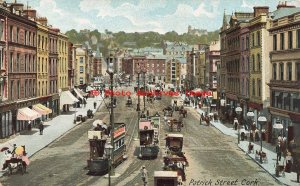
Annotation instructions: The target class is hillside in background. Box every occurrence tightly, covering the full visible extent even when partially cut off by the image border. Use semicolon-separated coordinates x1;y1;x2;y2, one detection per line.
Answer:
65;29;220;56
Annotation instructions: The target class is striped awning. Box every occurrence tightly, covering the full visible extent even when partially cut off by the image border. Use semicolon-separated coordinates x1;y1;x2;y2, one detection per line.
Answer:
74;88;84;100
17;107;41;121
33;104;52;115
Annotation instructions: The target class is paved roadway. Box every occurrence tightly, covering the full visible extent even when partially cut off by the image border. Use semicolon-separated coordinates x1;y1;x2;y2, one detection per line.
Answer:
0;87;279;186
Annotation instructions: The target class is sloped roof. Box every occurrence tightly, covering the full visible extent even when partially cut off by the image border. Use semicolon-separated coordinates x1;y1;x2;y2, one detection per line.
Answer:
271;7;300;20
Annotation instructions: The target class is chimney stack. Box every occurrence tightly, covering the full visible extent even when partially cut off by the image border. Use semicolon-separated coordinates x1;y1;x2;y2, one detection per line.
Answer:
36;17;48;26
253;6;269;17
277;1;295;9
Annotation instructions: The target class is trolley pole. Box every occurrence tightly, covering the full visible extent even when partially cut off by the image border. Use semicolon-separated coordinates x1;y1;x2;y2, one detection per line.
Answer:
143;71;146;111
137;72;141;139
108;68;115;177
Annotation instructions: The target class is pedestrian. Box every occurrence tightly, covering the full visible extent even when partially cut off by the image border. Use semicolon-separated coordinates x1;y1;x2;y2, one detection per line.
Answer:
276;142;282;162
285;151;293;173
39;121;44;135
94;101;97;109
140;165;148;186
83;98;87;108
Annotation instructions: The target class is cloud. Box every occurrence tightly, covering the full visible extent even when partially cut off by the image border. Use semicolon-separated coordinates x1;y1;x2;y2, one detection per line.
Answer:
241;0;253;9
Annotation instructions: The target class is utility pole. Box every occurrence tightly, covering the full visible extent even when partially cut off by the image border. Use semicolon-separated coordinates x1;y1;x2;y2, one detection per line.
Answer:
137;72;141;139
143;71;146;111
107;55;115;177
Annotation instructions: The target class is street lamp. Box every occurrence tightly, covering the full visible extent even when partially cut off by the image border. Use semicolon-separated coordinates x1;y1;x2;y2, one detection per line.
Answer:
273;119;283;166
235;106;242;144
142;69;146;111
105;143;113;186
247;111;255;142
258;115;267;164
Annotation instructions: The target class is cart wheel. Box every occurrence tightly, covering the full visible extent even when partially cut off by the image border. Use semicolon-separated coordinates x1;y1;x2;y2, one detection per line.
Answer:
8;164;12;175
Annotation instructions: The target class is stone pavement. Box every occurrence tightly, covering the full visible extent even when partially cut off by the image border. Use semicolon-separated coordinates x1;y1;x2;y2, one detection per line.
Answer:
179;94;299;186
0;95;105;177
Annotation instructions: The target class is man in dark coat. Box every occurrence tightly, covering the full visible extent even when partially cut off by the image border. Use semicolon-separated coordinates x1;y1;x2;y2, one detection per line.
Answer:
276;142;282;162
39;121;44;135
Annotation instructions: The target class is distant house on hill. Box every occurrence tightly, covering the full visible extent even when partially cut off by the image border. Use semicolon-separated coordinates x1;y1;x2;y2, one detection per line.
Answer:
187;25;208;36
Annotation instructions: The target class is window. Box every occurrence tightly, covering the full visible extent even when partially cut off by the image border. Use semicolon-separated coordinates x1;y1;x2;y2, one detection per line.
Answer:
252;55;255;71
287;63;292;81
24;54;27;72
38;35;40;48
79;77;84;84
273;34;277;51
252;33;255;47
288;31;293;49
17;80;20;99
16;53;20;72
252;79;255;96
25;80;27;97
42;36;44;50
10;26;13;42
10;81;13;99
16;28;19;43
258;79;261;97
279;63;284;80
273;63;277;80
29;32;31;46
242;38;244;50
297;63;300;81
280;33;284;50
257;54;261;71
246;36;249;49
257;31;260;46
10;53;13;72
80;57;83;63
297;29;300;48
24;31;27;45
80;66;84;73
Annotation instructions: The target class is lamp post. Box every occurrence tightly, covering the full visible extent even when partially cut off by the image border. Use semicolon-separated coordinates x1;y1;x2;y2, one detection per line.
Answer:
258;115;267;164
105;143;113;186
273;119;283;165
247;111;255;143
235;106;242;144
106;55;115;176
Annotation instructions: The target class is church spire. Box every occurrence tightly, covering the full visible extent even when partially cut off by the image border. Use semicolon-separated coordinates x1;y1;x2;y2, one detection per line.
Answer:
222;9;228;28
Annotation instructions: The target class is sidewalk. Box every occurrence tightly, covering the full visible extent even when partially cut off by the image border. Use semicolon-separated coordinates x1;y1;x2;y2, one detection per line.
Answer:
180;94;299;186
0;95;105;177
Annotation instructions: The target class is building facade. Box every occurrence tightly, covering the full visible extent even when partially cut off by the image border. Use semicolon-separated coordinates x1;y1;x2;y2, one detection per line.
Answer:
268;6;300;146
57;32;68;91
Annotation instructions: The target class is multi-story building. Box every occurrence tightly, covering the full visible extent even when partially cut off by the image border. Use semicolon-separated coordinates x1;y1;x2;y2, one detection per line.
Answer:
93;48;102;78
268;4;300;146
6;3;38;135
57;32;68;91
48;27;59;116
248;7;272;125
68;42;75;89
205;40;220;91
165;57;181;86
75;45;87;86
220;11;253;120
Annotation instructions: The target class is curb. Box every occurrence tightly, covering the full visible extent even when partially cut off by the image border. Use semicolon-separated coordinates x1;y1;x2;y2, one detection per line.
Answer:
237;145;287;186
0;99;103;178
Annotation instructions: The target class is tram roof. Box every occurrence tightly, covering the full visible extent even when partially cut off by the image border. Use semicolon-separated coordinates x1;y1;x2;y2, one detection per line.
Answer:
154;171;178;178
166;133;183;138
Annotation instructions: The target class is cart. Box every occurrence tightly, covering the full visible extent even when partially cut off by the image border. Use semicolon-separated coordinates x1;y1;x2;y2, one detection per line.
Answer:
168;119;182;132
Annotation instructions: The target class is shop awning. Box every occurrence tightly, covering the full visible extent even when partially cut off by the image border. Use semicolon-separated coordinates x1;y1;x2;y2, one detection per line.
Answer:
17;107;41;121
60;91;79;108
32;104;52;115
73;88;84;100
86;86;95;92
78;88;88;96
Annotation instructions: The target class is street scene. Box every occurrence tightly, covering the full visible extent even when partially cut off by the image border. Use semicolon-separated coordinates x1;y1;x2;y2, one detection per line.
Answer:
0;0;300;186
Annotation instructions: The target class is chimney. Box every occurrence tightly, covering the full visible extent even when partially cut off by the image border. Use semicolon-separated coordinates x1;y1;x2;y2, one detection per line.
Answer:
23;9;36;19
36;17;47;26
253;6;269;17
277;1;296;9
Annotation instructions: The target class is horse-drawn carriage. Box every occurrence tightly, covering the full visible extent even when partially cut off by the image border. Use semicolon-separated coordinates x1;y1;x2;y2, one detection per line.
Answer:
163;134;188;183
2;145;30;175
163;106;173;117
183;98;190;106
167;119;183;132
178;107;187;118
